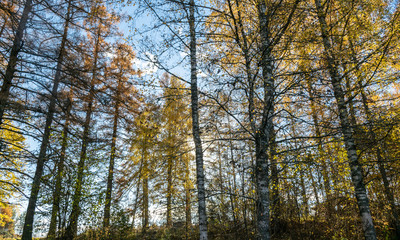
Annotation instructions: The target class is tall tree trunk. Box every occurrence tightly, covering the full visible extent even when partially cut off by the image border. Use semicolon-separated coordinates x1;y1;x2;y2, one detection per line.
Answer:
103;85;121;231
188;1;208;239
47;95;72;239
0;0;33;126
255;0;275;239
22;3;71;238
64;26;100;240
314;0;377;238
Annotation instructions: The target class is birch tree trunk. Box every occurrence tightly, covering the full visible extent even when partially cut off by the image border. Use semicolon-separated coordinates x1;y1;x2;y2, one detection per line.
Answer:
314;0;377;238
188;1;208;239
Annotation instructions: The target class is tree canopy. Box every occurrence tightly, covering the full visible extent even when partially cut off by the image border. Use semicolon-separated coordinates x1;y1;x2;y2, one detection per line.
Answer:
0;0;400;239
